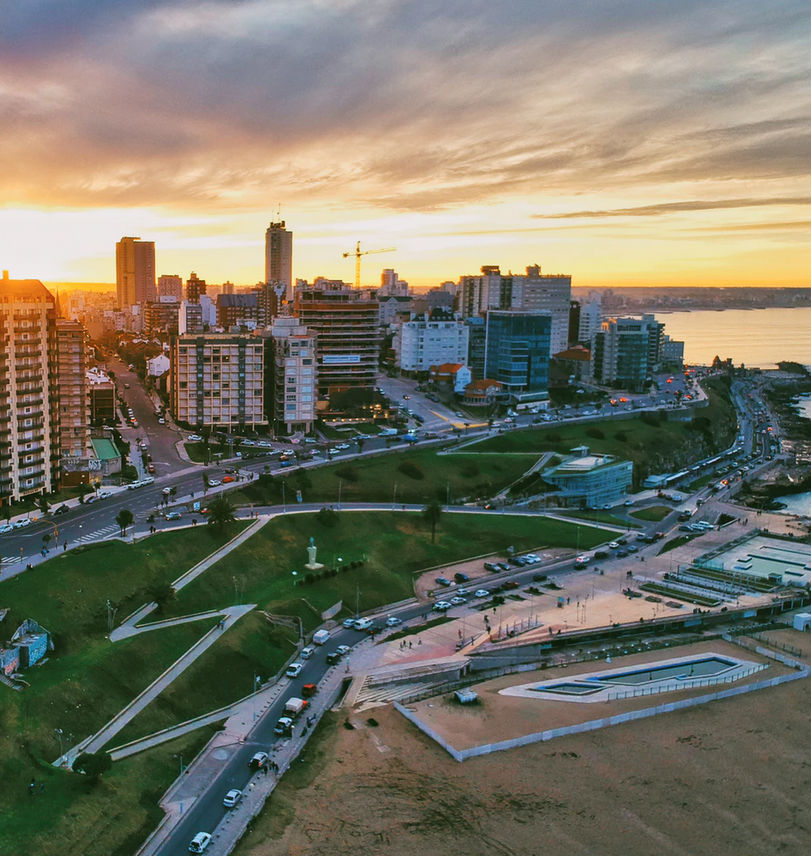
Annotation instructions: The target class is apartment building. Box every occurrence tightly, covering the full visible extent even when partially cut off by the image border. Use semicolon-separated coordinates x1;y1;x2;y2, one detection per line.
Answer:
294;281;380;399
591;314;664;392
55;320;91;459
157;275;183;300
170;333;266;429
265;317;317;433
116;237;156;308
265;220;293;301
0;274;60;503
392;318;470;373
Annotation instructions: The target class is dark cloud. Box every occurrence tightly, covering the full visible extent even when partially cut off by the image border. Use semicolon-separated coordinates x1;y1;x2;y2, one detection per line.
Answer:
0;0;809;210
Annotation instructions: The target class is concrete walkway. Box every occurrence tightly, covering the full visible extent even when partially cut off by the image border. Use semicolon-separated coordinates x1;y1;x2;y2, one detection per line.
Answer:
55;603;256;767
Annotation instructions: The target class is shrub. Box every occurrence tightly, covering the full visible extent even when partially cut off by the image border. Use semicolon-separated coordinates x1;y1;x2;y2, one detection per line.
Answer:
317;506;340;528
614;430;628;442
586;427;604;439
335;465;358;483
640;411;661;427
398;461;424;480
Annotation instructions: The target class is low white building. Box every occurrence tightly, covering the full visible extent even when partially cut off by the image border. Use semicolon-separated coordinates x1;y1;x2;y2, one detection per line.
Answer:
147;353;170;377
393;319;469;373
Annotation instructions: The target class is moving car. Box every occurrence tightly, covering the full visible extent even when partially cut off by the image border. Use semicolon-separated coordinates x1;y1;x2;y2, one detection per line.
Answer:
285;663;303;678
433;601;452;611
336;644;351;656
352;617;373;631
450;595;467;606
474;589;490;598
385;616;402;627
165;511;182;521
223;789;242;808
300;645;315;659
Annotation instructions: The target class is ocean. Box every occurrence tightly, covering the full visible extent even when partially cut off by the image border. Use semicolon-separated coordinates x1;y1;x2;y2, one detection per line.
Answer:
656;306;811;370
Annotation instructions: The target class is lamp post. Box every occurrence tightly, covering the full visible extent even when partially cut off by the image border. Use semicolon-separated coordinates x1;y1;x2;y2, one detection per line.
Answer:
252;674;261;720
54;727;64;757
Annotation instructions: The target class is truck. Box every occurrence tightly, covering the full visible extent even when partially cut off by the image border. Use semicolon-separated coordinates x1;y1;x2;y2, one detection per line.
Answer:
284;697;308;718
312;629;330;645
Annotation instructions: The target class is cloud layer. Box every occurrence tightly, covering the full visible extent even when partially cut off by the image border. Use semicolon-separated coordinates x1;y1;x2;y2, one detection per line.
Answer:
0;0;809;213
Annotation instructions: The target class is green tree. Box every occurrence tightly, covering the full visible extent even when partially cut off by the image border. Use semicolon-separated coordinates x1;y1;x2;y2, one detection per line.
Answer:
115;508;134;536
37;494;50;515
207;495;235;534
77;483;93;504
422;499;443;543
147;581;176;612
73;751;112;781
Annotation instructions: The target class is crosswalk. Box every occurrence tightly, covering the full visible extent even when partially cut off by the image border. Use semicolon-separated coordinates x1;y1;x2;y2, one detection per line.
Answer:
75;523;120;544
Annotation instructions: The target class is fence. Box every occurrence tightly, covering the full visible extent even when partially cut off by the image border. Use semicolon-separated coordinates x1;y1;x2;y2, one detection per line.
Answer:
604;663;766;701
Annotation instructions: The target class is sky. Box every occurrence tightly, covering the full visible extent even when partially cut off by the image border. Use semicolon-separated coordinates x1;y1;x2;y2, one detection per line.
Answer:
1;0;810;290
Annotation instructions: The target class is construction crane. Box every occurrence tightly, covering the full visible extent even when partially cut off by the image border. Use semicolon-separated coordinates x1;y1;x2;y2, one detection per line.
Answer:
342;241;395;288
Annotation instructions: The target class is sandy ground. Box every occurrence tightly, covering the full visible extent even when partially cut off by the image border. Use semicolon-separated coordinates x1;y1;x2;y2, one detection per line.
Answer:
236;629;811;856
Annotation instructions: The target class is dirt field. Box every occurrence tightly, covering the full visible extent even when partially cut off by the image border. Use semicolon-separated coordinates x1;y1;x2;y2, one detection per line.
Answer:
236;629;811;856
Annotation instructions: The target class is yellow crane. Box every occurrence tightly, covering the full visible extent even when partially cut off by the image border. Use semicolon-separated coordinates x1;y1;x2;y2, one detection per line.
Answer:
342;241;395;288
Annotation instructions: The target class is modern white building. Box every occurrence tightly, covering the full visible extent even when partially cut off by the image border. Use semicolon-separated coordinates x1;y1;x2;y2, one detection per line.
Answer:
147;353;170;377
577;298;602;344
393;319;470;373
170;333;266;429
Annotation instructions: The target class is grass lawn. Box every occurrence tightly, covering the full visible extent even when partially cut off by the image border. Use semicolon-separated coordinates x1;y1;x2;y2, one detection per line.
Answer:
164;511;608;624
184;440;228;462
233;447;537;507
0;523;243;855
1;728;214;856
466;379;736;487
557;509;640;528
658;533;697;554
111;611;300;746
629;505;673;522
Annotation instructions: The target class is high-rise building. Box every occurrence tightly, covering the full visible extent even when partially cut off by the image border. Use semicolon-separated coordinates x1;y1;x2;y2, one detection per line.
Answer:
294;281;380;399
0;273;60;503
465;317;487;380
578;298;602;345
185;272;207;303
458;264;571;356
379;269;409;297
266;317;317;433
484;311;551;400
591;314;664;391
144;300;181;336
178;301;204;335
265;220;293;301
116;237;156;308
170;333;266;429
55;321;91;459
393;319;470;373
157;274;183;300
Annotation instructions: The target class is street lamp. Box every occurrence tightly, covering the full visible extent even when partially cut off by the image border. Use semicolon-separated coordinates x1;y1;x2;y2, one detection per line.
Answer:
291;570;297;588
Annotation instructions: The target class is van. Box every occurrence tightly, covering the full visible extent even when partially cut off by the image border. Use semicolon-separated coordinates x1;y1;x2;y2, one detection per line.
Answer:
312;629;330;645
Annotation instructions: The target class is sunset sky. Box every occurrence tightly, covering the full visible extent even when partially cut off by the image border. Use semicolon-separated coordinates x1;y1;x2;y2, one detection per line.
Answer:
1;0;810;290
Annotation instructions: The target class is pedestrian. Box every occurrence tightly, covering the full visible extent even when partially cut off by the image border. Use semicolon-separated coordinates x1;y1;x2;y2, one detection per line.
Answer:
63;542;67;552
408;640;412;649
418;638;421;645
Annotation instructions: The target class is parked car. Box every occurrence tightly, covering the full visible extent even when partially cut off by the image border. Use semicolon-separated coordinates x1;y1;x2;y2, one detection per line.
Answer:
385;616;402;627
434;577;452;587
336;644;351;656
325;651;341;665
13;518;31;529
342;617;357;629
248;751;268;769
300;646;315;659
188;832;212;853
207;479;221;487
0;523;13;534
352;617;373;631
608;541;620;549
222;475;235;483
454;572;470;583
223;789;242;808
503;580;519;590
285;663;303;678
54;504;70;515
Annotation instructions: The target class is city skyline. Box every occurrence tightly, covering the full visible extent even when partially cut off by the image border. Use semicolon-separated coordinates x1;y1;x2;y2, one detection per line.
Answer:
1;1;810;288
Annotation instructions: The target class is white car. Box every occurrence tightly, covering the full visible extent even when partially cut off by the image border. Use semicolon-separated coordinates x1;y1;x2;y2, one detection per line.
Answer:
14;518;32;528
474;589;490;598
127;481;143;490
98;491;112;499
0;523;14;534
608;541;620;549
336;644;352;656
188;832;212;853
576;554;591;564
223;788;242;808
188;434;203;442
385;616;402;627
300;645;315;659
450;596;467;606
352;617;373;631
433;601;452;611
285;663;303;678
208;479;222;487
342;617;357;629
158;418;166;424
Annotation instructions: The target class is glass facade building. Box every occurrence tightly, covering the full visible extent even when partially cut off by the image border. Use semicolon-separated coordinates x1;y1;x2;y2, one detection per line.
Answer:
484;311;551;395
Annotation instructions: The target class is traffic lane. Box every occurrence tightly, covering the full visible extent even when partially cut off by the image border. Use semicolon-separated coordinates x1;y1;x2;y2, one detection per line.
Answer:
157;636;360;856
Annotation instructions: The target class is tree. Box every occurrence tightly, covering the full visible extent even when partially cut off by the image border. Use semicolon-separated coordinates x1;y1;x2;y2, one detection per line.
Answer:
77;483;93;504
207;495;235;533
147;581;176;611
73;751;112;781
37;494;50;515
357;437;366;454
115;508;134;536
422;499;443;543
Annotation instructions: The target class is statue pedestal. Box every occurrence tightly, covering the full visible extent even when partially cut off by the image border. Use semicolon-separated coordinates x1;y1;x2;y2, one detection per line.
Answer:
305;562;325;572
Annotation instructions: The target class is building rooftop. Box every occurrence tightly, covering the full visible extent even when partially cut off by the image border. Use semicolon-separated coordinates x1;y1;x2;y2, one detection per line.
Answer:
0;275;54;303
90;437;120;461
